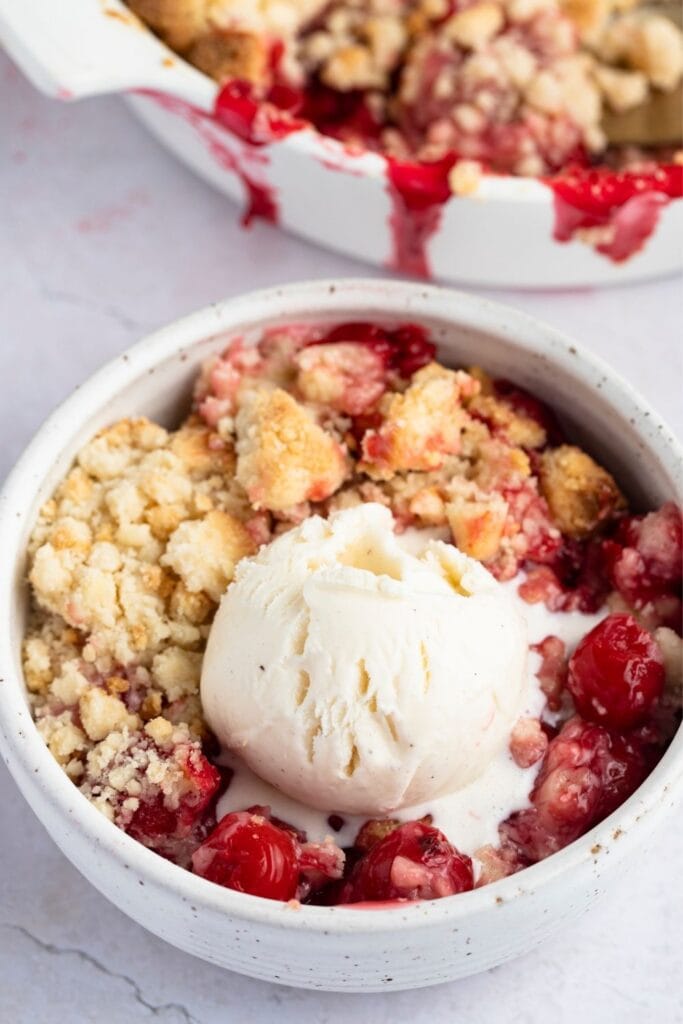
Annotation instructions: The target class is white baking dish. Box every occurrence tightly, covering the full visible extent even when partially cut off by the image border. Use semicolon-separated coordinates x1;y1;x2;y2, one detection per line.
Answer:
1;0;681;288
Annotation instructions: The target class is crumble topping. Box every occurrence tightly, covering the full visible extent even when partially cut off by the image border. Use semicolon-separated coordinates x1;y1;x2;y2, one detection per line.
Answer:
359;364;479;479
235;386;350;511
538;443;626;538
128;0;330;82
28;416;252;667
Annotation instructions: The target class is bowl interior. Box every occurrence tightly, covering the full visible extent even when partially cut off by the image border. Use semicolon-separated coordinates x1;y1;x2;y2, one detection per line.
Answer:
1;281;681;946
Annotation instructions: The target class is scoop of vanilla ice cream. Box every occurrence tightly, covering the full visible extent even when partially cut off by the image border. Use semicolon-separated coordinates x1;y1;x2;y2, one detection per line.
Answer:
201;504;528;816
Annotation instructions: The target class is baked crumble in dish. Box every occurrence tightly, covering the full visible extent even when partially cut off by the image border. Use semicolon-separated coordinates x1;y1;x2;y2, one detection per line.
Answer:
24;321;682;905
127;0;683;263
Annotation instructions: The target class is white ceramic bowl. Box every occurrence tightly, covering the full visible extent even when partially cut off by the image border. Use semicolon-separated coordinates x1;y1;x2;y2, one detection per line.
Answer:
0;279;681;992
1;0;682;288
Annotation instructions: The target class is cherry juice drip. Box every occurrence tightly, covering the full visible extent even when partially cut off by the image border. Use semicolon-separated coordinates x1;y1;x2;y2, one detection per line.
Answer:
385;154;457;278
140;88;292;226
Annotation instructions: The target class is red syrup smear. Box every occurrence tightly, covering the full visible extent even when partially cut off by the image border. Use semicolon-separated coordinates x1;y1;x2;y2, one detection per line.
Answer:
547;163;683;262
138;86;306;226
385;154;457;278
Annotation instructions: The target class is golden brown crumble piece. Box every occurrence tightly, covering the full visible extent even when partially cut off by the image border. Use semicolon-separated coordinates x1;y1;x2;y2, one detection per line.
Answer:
127;0;210;50
446;488;509;561
23;615;83;695
354;817;402;853
467;379;547;450
359;364;479;480
470;438;532;491
132;0;332;84
300;2;408;92
539;444;626;538
592;65;648;113
445;3;505;50
235;387;349;512
294;341;387;416
162;508;254;601
474;843;520;885
79;688;141;742
186;29;268;83
354;814;434;852
37;711;90;781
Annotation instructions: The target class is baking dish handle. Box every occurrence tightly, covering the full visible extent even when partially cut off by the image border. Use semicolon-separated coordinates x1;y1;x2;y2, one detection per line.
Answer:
0;0;214;105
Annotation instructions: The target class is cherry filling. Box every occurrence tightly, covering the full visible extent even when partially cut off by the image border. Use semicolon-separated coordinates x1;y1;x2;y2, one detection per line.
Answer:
192;806;345;901
501;716;649;861
313;320;436;378
568;614;665;731
605;503;683;612
191;810;300;900
384;154;459;277
300;83;384;146
518;501;683;622
339;821;474;903
127;744;222;865
214;79;308;146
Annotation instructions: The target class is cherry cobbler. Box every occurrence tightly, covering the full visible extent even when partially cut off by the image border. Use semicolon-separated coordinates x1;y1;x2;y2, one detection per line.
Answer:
126;0;683;263
24;322;681;904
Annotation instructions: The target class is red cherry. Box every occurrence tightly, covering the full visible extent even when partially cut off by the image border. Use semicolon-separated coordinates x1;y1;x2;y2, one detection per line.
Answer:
128;794;179;842
300;85;384;143
567;613;664;730
214;79;306;145
192;811;299;901
339;821;473;903
322;321;390;346
501;715;648;861
390;324;436;377
266;83;304;114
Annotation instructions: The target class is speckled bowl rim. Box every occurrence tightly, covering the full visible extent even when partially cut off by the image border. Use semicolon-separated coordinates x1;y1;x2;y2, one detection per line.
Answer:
0;279;681;935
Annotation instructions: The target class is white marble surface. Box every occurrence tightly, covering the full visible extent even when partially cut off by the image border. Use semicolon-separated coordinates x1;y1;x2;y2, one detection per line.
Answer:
1;49;682;1023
